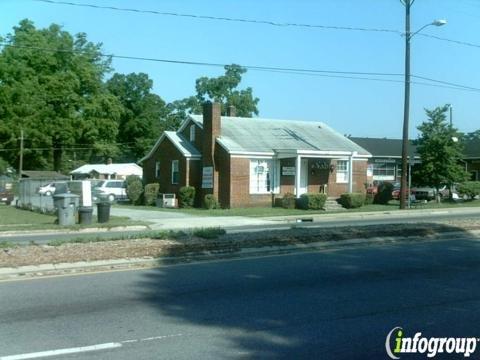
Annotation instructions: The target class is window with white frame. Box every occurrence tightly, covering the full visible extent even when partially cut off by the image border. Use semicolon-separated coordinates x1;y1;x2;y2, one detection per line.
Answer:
250;159;278;194
171;160;179;184
155;161;161;178
189;125;195;142
373;162;396;180
336;160;349;183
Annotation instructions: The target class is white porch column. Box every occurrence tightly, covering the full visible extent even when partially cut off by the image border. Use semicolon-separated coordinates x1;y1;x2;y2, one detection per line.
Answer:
295;155;301;197
348;153;354;193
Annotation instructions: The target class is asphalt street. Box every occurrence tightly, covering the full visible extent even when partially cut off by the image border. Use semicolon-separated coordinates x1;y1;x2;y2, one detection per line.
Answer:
1;208;479;244
1;236;480;359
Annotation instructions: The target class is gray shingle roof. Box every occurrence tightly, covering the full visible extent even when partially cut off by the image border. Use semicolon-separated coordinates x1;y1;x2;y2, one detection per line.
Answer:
189;115;370;156
349;137;418;158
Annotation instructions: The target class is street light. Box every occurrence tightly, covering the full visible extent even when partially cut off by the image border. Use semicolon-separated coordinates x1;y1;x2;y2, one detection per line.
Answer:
399;1;447;209
446;103;453;126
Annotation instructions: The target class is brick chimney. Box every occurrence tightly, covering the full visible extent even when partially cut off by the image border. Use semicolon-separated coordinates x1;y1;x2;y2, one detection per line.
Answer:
227;105;236;117
106;158;113;165
202;101;221;200
202;101;221;167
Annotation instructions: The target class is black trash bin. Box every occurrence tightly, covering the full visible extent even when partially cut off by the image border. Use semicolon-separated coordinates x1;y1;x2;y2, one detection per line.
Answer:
78;206;93;225
97;202;111;223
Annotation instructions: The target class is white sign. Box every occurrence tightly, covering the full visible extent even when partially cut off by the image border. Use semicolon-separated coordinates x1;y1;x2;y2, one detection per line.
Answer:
202;166;214;189
282;166;296;176
367;164;374;177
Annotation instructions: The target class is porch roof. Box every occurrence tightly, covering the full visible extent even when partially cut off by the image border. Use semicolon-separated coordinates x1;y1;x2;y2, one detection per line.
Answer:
189;115;370;156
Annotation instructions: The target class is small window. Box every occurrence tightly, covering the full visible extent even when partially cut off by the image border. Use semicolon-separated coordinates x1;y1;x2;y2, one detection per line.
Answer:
189;125;195;142
249;159;276;194
171;160;179;184
155;161;161;178
336;160;349;183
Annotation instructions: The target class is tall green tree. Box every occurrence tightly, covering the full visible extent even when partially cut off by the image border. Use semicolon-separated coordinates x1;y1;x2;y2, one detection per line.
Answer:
106;72;169;161
416;105;469;201
167;64;259;123
0;19;122;171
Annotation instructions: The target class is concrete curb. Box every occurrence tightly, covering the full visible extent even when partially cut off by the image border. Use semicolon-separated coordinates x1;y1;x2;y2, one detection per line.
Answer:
1;229;479;281
0;225;149;237
261;207;480;222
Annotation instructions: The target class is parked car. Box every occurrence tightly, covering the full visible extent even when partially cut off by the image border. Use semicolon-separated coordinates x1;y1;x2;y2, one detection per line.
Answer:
0;183;14;205
38;182;68;196
411;185;460;201
92;180;127;202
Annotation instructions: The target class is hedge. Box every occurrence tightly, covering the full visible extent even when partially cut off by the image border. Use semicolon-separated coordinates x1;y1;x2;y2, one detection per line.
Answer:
297;193;327;210
457;181;480;200
204;194;219;209
339;192;366;209
374;182;393;204
178;186;195;208
126;175;143;205
281;193;296;209
144;183;160;206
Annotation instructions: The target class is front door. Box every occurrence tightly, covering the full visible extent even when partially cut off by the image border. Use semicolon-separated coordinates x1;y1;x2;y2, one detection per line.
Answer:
299;159;309;195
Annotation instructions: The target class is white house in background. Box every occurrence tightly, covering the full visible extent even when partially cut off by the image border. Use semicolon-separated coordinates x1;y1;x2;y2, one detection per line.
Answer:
71;162;143;180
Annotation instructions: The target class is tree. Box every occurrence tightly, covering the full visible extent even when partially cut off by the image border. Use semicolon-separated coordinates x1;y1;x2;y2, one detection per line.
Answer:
416;105;470;202
106;72;169;161
168;64;259;123
0;20;122;171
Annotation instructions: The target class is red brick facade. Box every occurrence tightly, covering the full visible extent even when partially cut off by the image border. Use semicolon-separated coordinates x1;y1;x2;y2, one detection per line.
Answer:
142;102;369;208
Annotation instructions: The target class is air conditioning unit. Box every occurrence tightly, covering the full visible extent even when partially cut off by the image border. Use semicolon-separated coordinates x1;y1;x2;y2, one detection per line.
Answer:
156;193;177;208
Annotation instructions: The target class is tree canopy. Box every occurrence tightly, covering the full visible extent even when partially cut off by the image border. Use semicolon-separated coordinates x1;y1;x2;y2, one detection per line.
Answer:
167;64;259;123
0;21;261;171
106;72;169;161
0;19;122;171
416;105;469;198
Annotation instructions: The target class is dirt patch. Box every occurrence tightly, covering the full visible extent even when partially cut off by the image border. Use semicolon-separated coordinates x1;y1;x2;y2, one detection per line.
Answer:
1;221;479;267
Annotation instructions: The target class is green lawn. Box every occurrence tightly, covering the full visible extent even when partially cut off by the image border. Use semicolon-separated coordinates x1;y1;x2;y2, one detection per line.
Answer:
0;205;149;231
117;199;480;218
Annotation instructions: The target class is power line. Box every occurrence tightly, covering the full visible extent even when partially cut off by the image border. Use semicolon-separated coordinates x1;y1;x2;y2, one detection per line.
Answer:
417;33;480;49
1;41;479;92
33;0;402;35
33;0;480;50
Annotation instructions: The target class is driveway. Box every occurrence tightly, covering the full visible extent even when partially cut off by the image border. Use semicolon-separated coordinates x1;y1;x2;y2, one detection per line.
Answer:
110;206;277;230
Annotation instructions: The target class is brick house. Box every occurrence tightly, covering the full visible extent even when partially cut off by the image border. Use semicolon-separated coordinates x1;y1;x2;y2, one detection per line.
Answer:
464;139;480;181
141;102;371;208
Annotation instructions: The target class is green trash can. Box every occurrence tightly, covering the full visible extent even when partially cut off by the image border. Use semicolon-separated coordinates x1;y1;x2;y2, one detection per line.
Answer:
97;202;111;223
78;206;93;225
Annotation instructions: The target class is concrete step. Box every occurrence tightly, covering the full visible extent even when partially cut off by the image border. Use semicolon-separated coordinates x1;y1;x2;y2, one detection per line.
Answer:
323;199;346;212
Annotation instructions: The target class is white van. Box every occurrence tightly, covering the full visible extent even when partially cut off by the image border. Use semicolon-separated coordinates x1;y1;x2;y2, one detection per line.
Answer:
93;180;127;202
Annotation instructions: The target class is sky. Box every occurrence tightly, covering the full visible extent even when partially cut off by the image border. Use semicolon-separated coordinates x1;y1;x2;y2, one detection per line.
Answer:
0;0;479;139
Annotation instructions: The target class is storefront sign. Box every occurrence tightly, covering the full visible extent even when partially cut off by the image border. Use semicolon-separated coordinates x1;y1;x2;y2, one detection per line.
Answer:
282;166;296;176
201;166;213;189
374;159;397;163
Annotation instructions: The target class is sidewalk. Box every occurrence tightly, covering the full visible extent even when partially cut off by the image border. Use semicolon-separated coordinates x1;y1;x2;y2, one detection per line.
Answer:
1;206;479;238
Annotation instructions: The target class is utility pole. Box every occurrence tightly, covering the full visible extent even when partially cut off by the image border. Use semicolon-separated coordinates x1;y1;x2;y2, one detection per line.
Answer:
18;129;24;178
400;0;411;210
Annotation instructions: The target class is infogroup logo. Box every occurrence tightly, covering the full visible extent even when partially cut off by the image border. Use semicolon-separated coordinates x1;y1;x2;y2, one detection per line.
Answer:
385;327;478;359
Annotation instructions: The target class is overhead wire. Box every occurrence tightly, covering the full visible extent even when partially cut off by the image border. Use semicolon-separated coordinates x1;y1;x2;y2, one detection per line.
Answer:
1;41;479;93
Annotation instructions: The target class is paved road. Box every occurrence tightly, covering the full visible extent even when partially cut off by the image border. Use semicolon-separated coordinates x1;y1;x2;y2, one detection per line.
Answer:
1;208;479;244
1;236;480;359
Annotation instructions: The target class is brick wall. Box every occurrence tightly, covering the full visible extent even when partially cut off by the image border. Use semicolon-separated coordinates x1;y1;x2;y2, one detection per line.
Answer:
142;138;189;195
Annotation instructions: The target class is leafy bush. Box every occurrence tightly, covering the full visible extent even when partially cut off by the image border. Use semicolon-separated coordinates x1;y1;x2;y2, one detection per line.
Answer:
281;193;296;209
339;192;365;209
144;183;160;206
178;186;195;208
204;194;219;209
457;181;480;200
126;175;143;205
364;193;375;205
193;227;226;239
374;182;393;204
297;193;327;210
